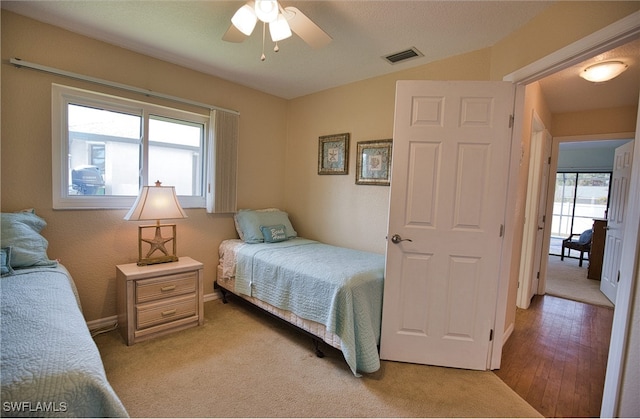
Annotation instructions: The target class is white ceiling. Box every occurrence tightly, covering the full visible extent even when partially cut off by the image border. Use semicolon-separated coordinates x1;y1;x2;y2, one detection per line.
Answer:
2;1;639;113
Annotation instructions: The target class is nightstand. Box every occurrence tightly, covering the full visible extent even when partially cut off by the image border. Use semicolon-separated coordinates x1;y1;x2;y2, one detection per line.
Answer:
117;257;204;345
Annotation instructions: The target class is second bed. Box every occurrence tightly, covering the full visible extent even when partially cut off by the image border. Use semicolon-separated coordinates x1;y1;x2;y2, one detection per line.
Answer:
217;234;384;376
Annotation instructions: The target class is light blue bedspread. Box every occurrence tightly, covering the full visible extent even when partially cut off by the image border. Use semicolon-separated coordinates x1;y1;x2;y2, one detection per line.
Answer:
235;238;384;376
1;265;128;418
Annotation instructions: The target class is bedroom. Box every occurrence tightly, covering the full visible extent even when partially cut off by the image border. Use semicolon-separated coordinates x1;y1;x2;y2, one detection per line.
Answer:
1;1;639;417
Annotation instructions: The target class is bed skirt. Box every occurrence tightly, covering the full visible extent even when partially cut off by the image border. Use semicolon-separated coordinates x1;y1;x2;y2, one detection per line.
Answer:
216;265;342;351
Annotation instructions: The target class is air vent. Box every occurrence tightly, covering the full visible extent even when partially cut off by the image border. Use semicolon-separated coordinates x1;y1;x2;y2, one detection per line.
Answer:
383;47;424;65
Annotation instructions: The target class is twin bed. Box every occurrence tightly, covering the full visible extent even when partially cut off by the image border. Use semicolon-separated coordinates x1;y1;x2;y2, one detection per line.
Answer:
216;209;385;376
1;211;128;417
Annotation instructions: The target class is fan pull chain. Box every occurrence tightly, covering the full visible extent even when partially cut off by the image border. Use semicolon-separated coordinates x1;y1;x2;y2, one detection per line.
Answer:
261;22;266;61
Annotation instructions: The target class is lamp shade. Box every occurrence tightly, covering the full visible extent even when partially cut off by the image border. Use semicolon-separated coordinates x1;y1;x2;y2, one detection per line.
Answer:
124;184;187;221
579;61;628;82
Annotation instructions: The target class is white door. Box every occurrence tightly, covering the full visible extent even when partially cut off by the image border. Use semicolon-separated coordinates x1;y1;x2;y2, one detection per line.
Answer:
380;80;515;370
600;141;634;304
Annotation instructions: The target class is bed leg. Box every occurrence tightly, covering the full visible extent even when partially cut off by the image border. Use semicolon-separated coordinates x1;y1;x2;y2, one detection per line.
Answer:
312;339;325;358
220;288;229;304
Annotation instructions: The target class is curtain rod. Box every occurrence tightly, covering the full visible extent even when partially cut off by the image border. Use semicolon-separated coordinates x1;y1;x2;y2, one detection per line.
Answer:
10;57;240;116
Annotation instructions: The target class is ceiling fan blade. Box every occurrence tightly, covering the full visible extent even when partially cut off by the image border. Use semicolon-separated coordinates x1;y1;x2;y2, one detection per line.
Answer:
283;6;332;49
222;24;248;43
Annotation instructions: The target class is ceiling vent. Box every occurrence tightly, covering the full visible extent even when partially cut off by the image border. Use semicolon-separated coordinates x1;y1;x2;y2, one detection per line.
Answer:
383;47;424;65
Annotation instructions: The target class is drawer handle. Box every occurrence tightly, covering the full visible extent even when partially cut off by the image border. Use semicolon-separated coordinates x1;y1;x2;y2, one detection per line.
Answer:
160;285;176;292
161;309;177;317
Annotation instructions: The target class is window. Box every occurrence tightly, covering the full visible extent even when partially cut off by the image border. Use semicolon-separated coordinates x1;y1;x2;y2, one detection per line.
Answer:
53;84;209;209
551;172;611;238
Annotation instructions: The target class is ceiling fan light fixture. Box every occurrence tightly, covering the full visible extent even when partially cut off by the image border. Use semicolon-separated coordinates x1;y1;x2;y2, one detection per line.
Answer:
269;14;292;42
255;0;279;23
231;4;257;36
579;61;628;82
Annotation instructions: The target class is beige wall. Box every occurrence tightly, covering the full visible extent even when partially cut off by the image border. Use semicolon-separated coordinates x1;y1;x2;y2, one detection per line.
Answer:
2;10;289;321
552;106;639;137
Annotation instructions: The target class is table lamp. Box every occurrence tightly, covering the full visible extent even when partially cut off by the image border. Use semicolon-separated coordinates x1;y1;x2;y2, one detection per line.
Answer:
124;181;188;266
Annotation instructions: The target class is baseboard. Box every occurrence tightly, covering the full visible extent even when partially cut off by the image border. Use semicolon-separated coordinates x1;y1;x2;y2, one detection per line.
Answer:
502;321;515;344
86;292;222;332
204;291;222;302
87;315;118;333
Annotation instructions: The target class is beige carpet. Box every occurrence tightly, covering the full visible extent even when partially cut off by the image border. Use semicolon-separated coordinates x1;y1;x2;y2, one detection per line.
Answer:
94;299;541;418
545;255;613;308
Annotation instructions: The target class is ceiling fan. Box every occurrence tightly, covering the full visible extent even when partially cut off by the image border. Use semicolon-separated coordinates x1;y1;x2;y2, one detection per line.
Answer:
223;0;332;60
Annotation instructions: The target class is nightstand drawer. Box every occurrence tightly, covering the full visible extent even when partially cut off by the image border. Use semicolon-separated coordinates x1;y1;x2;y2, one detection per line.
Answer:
136;294;197;330
135;272;197;303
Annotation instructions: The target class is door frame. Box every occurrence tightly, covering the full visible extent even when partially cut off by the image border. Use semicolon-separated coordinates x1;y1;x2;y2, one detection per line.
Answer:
516;111;551;309
502;10;640;416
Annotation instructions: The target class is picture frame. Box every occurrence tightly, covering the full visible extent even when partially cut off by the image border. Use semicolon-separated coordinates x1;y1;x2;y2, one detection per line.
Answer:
356;139;393;186
318;133;349;175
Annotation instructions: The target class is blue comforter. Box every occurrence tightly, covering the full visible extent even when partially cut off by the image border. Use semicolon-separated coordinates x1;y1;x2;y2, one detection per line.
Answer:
1;265;128;417
235;238;384;376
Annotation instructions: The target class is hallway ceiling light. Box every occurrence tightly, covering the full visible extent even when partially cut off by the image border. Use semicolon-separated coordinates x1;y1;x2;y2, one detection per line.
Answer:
579;61;628;82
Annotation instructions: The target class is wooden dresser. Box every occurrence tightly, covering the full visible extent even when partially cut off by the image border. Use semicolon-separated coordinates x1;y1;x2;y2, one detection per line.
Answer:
117;257;204;345
588;219;607;280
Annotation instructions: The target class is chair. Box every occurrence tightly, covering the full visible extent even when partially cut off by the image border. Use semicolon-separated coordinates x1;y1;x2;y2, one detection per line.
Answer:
561;229;593;267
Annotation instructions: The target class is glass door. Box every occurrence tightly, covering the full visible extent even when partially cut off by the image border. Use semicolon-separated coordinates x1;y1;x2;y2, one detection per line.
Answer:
550;172;611;256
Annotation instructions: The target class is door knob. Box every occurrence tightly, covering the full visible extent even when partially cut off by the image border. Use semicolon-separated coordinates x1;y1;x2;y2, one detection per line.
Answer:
391;234;412;244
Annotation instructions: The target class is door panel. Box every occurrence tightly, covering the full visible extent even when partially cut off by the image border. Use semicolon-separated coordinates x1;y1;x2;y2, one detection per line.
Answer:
381;81;515;370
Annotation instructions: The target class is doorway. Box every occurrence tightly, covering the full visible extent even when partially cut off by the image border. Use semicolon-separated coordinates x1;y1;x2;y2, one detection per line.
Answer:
503;13;639;417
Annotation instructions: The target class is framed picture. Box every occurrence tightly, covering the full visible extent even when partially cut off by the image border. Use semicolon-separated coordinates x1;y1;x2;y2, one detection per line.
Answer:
356;139;392;185
318;133;349;175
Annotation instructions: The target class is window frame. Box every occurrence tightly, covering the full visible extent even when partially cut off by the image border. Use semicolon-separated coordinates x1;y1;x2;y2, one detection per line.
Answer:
52;84;208;210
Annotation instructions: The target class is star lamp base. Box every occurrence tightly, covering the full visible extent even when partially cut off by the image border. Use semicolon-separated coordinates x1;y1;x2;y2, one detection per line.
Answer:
136;223;179;266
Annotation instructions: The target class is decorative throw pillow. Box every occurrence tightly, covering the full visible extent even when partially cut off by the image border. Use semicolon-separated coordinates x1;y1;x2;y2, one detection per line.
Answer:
577;229;593;245
260;224;288;243
0;212;58;269
1;247;15;276
234;209;297;243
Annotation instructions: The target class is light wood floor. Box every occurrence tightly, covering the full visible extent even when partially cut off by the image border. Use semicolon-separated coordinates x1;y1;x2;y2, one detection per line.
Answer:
495;294;614;418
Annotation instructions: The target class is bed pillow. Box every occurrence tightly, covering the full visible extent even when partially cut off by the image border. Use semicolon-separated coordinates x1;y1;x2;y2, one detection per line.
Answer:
233;208;279;241
1;247;15;276
260;224;288;243
0;212;58;269
234;209;297;243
